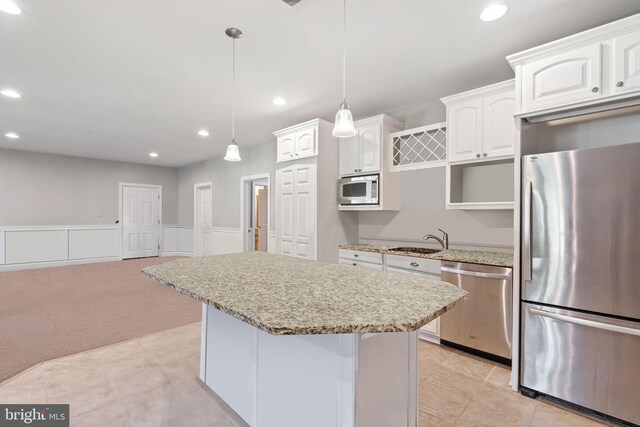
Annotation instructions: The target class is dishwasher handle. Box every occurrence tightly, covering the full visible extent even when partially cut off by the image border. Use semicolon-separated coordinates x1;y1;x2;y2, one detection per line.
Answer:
441;266;512;281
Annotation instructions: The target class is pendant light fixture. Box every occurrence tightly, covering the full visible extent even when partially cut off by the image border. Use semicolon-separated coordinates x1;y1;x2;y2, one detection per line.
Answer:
224;27;242;162
332;0;357;138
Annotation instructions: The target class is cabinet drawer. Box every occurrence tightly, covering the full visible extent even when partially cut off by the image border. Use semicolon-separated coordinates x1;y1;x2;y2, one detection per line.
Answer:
385;254;440;275
339;258;384;271
338;249;383;265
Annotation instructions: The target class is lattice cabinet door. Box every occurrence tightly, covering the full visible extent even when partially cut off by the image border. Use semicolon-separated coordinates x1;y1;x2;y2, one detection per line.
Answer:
389;122;447;172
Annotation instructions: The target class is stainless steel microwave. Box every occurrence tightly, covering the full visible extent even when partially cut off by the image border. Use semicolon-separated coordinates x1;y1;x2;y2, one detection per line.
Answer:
338;174;379;206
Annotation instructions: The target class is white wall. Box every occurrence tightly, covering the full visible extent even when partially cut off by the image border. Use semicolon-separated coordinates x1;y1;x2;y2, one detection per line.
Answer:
0;149;179;226
178;142;277;229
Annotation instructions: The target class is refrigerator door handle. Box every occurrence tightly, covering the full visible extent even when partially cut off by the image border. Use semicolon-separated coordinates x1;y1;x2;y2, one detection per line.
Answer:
529;307;640;337
522;180;533;282
440;267;512;280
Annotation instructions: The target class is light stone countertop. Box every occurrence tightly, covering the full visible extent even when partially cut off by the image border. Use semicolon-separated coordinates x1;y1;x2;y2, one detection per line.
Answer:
142;252;467;336
339;244;514;267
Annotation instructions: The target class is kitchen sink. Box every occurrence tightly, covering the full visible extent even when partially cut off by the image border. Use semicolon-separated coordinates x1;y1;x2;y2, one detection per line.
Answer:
389;247;442;255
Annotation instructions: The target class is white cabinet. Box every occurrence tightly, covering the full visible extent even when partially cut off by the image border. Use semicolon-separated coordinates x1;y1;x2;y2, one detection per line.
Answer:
339;124;382;175
339;115;403;177
446;99;483;163
338;249;384;271
483;91;516;158
508;16;640;118
275;119;359;262
338;258;384;271
276;123;318;163
442;80;515;164
277;162;317;259
612;31;640;94
521;44;602;113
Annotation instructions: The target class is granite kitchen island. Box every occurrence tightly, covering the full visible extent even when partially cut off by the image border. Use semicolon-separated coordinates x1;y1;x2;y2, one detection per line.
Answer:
143;252;467;427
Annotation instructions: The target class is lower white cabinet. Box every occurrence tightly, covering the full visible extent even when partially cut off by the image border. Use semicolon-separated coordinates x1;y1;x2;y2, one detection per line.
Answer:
338;249;384;271
338;258;384;271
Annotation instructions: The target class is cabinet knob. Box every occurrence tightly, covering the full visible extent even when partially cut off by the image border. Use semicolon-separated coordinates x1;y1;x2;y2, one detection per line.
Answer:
476;154;481;158
354;254;358;257
410;262;419;267
354;169;358;172
483;153;488;157
592;87;599;93
290;154;294;157
617;81;624;87
352;263;357;266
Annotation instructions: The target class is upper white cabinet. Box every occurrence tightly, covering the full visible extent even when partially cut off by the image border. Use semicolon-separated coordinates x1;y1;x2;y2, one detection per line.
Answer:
612;30;640;94
339;115;403;177
275;121;319;163
521;44;603;112
442;80;515;164
508;14;640;118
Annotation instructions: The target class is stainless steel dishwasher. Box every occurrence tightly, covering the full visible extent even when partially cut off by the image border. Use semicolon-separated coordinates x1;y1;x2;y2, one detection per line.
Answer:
440;261;513;364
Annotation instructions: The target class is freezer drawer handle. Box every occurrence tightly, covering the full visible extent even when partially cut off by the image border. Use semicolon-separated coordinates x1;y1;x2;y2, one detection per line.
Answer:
441;266;512;280
529;307;640;337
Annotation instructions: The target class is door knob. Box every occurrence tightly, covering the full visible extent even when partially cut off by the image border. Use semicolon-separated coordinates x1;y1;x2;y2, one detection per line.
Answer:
476;154;481;158
617;81;624;87
483;153;488;157
592;87;599;92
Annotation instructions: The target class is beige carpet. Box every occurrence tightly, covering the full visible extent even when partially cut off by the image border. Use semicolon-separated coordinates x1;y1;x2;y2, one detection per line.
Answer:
0;257;200;383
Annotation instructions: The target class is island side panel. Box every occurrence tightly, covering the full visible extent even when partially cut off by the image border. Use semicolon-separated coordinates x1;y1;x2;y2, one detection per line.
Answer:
356;332;418;427
204;307;255;425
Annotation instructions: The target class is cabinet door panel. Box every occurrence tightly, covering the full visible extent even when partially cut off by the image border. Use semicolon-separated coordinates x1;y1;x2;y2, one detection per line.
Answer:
613;31;640;94
276;166;295;256
359;124;382;173
277;135;295;162
522;44;602;113
295;128;317;159
482;91;516;158
447;99;482;163
339;135;360;176
292;163;316;260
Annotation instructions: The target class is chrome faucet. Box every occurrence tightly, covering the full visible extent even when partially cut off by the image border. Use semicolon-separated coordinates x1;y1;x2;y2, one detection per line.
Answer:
423;229;449;250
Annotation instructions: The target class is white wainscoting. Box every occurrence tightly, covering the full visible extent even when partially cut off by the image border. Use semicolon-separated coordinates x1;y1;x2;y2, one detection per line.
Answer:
162;225;195;257
0;226;119;271
212;227;243;255
268;231;277;254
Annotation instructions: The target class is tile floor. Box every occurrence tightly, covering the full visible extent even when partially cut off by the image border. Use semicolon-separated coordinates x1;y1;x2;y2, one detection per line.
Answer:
0;323;612;426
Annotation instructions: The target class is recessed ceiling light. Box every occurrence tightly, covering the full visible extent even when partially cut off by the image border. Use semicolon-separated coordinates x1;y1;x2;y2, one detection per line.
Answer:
198;130;210;137
0;0;21;15
5;132;19;139
272;97;287;106
480;4;508;22
1;89;21;98
149;152;159;158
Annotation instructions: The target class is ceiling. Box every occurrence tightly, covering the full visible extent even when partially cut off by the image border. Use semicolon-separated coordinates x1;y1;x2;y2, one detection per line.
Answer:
1;0;640;167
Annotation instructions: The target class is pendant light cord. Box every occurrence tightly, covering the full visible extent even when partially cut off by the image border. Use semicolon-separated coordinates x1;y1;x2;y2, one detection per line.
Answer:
232;37;236;141
342;0;347;102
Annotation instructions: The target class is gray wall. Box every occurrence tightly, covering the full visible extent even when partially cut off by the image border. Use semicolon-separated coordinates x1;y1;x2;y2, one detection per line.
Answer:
178;141;277;228
0;149;179;226
358;98;515;249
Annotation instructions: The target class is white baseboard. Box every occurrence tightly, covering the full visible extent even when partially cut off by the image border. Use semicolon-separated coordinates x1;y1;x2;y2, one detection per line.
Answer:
418;331;441;344
161;251;195;257
0;256;120;272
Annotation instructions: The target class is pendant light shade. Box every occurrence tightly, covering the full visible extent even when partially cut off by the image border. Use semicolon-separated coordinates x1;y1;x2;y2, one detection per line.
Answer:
333;100;357;138
224;138;241;161
225;27;242;162
332;0;356;138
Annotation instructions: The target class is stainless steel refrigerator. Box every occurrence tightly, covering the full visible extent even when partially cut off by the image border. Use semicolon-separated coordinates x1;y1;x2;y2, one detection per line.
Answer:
521;142;640;425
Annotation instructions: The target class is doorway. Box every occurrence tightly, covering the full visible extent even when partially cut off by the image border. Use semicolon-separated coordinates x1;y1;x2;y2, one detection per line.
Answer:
119;183;162;259
240;174;270;252
194;182;213;256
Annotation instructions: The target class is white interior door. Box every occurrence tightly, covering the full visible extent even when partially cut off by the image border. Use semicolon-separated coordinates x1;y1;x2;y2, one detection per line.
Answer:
195;184;213;256
122;185;160;259
293;162;316;260
277;165;295;256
